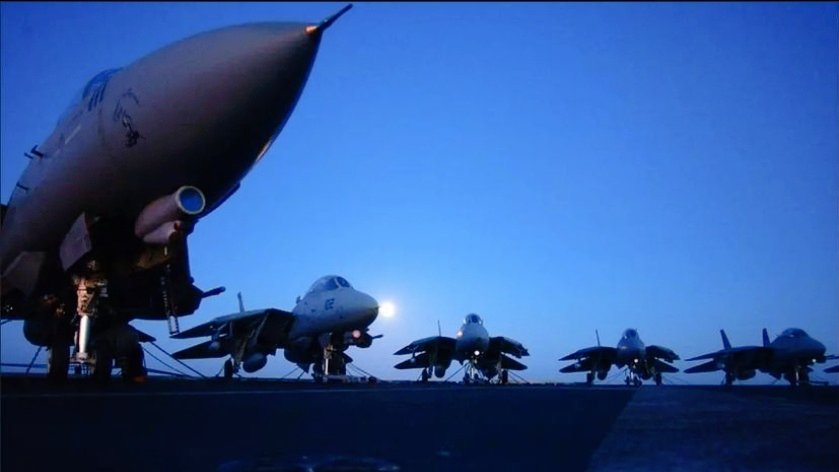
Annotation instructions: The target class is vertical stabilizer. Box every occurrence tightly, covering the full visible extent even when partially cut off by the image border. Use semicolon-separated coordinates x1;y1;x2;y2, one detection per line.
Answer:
720;329;732;350
237;292;245;313
762;328;770;347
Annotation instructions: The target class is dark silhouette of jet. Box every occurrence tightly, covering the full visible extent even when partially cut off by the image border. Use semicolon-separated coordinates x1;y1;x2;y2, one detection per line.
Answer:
0;5;353;383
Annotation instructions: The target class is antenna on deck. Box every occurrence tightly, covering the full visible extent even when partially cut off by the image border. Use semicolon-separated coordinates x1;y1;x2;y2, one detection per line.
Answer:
596;329;601;347
237;292;245;312
437;320;442;337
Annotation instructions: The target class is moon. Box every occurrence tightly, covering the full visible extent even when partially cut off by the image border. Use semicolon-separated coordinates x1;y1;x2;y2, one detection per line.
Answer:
379;301;396;318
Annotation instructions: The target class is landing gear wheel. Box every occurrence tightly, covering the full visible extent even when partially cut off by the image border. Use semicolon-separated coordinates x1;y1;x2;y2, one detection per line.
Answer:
799;369;810;386
501;369;509;385
725;372;734;386
92;346;113;384
421;368;430;383
47;344;70;384
223;359;234;380
586;372;594;386
463;373;471;385
121;344;147;384
654;372;662;386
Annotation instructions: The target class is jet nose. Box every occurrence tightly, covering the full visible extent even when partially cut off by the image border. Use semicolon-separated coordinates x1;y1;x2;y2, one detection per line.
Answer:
114;20;332;203
350;291;379;326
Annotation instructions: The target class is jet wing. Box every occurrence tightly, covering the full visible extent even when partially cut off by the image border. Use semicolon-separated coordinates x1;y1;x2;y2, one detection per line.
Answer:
130;326;156;343
172;338;233;359
651;358;679;373
686;345;764;362
647;345;680;362
393;336;456;356
489;336;530;358
559;346;617;362
560;359;598;373
395;352;432;369
684;360;721;374
172;308;293;339
498;353;527;370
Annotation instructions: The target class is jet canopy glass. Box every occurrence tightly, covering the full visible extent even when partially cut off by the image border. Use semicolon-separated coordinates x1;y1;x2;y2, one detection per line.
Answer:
306;275;352;295
780;328;808;338
464;314;483;325
623;329;639;339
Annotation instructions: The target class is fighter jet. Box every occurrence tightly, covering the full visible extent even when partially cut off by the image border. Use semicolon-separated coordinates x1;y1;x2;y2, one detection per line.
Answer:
172;275;379;381
394;314;529;384
683;329;766;385
0;5;353;383
559;329;679;386
685;328;828;386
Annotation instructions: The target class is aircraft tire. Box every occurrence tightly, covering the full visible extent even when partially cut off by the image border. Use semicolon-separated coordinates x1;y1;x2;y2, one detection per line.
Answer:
92;346;113;384
421;368;430;383
501;369;509;385
46;344;69;383
121;344;147;383
223;359;234;379
654;372;662;386
586;372;594;386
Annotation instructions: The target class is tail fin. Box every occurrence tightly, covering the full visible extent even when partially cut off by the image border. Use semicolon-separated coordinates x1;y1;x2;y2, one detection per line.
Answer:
237;292;245;313
720;329;731;350
595;329;601;347
762;328;770;347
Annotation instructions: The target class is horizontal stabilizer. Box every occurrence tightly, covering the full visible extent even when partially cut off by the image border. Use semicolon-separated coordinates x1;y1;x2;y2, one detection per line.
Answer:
684;360;721;374
824;365;839;373
172;339;230;359
394;353;430;369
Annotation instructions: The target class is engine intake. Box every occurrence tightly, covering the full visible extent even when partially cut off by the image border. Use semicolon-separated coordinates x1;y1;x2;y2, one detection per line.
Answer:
134;186;206;244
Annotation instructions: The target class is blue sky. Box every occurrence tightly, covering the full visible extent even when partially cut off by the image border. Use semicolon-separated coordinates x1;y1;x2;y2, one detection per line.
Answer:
1;2;837;385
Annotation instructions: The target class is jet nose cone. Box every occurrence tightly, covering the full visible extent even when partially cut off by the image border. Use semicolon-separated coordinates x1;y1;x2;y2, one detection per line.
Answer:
352;292;379;326
121;21;329;202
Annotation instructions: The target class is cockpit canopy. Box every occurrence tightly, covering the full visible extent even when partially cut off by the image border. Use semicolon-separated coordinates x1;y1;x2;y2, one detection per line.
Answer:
780;328;808;339
464;313;483;325
306;275;352;295
622;329;639;339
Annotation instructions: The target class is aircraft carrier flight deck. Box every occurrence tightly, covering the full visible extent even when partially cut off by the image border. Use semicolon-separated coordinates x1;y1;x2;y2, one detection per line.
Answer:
2;376;837;472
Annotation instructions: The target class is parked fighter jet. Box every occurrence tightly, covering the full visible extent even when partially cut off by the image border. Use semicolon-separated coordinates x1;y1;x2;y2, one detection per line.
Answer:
172;275;379;381
0;6;352;382
394;314;529;384
683;329;765;385
685;328;827;386
559;329;679;386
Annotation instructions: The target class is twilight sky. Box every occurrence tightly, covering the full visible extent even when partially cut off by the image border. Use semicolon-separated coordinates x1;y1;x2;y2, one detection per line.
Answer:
1;2;837;384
